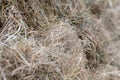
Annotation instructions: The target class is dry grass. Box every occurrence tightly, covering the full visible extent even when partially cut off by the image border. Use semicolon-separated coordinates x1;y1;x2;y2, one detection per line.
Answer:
0;0;120;80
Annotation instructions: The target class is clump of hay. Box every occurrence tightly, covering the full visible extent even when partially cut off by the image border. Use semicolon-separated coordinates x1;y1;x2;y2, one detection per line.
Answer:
0;0;111;80
0;20;90;80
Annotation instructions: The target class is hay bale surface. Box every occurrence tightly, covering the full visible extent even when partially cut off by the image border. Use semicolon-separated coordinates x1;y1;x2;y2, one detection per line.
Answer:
0;0;120;80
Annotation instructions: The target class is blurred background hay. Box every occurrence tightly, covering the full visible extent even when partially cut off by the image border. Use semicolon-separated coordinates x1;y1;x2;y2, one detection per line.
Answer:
0;0;120;80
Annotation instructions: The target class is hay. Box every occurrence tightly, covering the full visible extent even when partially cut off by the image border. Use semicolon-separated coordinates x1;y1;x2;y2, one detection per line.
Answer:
0;0;120;80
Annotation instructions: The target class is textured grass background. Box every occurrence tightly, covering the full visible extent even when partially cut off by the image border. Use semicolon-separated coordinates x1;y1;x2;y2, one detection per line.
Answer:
0;0;120;80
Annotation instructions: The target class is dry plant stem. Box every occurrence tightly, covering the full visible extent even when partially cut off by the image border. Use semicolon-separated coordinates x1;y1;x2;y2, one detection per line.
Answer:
0;66;7;80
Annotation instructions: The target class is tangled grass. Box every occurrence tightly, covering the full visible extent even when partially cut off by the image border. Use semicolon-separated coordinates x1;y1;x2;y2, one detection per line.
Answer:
0;0;120;80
